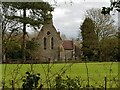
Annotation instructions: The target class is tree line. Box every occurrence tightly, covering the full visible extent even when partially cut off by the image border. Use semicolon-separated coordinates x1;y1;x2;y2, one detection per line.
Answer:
1;2;118;62
81;8;118;62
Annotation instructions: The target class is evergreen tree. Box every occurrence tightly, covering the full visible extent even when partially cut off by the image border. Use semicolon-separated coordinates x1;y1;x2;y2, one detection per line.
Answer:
81;18;98;61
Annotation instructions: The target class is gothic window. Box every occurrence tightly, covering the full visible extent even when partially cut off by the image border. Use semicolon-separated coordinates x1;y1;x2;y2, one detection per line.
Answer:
44;37;46;50
51;37;54;49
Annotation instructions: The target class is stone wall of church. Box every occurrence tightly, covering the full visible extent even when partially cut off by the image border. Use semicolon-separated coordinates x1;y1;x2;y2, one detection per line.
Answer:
36;23;63;62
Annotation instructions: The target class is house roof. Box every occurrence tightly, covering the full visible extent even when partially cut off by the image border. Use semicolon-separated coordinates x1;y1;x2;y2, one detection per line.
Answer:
62;40;74;50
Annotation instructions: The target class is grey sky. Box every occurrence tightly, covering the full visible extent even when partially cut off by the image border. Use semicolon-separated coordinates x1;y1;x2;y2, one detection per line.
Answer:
51;0;115;39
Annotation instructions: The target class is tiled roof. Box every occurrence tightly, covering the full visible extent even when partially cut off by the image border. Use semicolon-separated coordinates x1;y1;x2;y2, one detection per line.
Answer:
62;40;74;50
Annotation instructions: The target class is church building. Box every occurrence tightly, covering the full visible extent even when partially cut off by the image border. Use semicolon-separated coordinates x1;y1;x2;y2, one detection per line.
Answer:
35;14;77;62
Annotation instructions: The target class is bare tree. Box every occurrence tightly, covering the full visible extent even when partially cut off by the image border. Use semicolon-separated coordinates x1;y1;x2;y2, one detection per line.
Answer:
85;8;117;40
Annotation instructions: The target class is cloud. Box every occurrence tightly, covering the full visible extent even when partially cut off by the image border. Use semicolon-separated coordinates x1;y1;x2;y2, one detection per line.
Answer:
52;1;112;39
52;8;70;18
47;0;110;3
82;0;110;2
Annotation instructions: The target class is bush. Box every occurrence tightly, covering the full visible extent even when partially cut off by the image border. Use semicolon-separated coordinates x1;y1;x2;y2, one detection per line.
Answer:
22;72;40;90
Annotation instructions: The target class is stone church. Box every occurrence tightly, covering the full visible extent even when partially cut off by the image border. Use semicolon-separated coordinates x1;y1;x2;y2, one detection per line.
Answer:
35;14;77;62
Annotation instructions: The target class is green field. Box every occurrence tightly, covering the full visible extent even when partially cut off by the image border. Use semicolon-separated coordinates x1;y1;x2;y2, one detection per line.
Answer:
0;62;119;88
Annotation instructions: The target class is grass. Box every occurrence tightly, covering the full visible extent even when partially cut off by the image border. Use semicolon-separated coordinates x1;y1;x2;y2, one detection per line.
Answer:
0;62;119;88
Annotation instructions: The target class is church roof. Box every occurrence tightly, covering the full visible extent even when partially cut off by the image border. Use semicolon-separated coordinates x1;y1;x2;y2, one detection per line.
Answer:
62;40;74;50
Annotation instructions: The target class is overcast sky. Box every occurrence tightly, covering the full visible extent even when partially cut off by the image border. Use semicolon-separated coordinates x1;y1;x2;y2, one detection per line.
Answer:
48;0;116;39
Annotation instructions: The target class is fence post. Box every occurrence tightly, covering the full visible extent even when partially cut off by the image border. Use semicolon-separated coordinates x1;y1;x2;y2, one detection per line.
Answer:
12;80;14;90
105;77;107;90
38;84;43;90
2;81;6;90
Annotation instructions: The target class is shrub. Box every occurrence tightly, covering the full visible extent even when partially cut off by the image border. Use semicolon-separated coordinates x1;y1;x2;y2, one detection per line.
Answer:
22;72;40;90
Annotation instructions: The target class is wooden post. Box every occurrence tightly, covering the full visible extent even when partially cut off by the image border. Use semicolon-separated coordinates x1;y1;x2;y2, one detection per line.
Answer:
12;80;14;90
105;77;107;90
38;84;43;90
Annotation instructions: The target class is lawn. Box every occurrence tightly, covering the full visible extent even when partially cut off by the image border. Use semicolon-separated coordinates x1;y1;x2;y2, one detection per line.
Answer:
0;62;119;88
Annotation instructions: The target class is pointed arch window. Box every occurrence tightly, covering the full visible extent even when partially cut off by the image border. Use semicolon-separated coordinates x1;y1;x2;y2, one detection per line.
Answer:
44;37;46;50
51;37;54;49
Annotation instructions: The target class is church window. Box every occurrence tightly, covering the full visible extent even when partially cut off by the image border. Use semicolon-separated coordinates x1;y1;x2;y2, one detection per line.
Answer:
47;31;51;35
44;37;46;50
51;37;54;49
